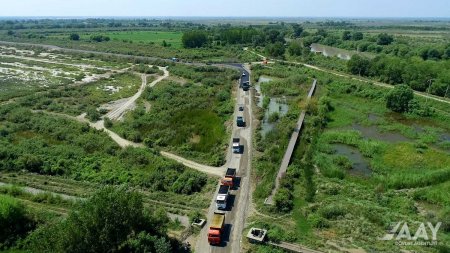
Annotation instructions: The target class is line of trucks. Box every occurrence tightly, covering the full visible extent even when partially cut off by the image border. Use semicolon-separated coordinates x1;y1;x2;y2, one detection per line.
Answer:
207;71;248;245
208;168;237;245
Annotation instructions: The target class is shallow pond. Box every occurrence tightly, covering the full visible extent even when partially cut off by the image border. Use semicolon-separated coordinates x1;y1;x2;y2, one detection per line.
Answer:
351;124;411;143
256;77;289;136
333;144;371;177
310;43;354;60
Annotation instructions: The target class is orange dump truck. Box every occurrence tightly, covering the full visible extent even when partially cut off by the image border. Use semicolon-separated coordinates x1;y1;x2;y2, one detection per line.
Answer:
208;211;226;245
221;168;237;188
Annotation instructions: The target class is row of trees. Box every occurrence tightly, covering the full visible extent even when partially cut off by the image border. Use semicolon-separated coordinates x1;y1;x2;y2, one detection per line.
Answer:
347;54;449;97
181;27;286;49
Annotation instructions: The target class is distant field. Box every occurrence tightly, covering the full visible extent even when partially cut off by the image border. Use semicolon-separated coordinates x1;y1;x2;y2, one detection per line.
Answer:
84;31;183;48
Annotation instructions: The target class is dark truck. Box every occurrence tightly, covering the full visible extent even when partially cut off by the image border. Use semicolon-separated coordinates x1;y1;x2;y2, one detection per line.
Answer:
221;168;237;188
232;138;240;153
242;81;250;91
237;115;246;127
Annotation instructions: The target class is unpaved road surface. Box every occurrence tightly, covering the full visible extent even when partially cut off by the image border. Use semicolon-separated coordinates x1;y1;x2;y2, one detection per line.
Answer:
105;66;168;121
161;151;225;177
195;65;253;253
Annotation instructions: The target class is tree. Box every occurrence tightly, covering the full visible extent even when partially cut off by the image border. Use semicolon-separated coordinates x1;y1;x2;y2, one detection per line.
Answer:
342;31;352;41
103;117;113;128
377;33;394;45
86;107;101;122
26;187;172;253
69;33;80;41
288;40;303;56
292;24;303;38
386;84;414;113
352;31;364;41
265;42;285;58
182;30;208;48
347;54;371;76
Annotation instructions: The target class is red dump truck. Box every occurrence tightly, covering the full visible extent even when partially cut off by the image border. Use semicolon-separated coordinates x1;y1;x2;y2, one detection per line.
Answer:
208;211;226;245
221;168;237;188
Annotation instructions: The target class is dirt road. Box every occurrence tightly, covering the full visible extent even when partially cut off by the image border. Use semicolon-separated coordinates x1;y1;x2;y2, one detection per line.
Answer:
195;65;254;253
105;66;168;121
161;151;226;177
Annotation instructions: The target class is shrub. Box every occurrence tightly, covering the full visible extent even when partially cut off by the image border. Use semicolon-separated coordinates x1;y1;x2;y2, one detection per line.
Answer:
69;33;80;41
320;204;347;219
386;85;414;113
274;188;294;213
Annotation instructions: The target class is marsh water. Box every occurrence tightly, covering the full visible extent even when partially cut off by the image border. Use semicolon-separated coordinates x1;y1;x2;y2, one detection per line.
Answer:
255;76;289;136
332;144;372;177
310;43;355;60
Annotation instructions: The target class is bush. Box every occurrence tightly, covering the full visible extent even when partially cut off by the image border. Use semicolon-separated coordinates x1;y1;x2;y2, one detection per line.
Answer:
320;204;347;219
274;188;294;213
0;195;33;248
69;33;80;41
386;84;414;113
104;117;113;128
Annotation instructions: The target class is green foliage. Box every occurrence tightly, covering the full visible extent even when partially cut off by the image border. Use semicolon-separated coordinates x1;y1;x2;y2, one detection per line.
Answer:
86;107;101;121
0;195;34;249
347;54;371;76
103;117;113;128
288;40;303;56
0;106;208;194
25;186;172;253
268;112;280;123
274;188;294;213
377;33;394;45
132;64;163;75
386;84;414;113
182;30;208;48
171;171;207;194
68;33;79;41
90;35;110;42
112;65;237;165
265;42;285;58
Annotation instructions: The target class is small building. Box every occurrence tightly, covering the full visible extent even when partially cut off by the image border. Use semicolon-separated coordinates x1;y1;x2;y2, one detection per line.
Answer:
247;228;267;244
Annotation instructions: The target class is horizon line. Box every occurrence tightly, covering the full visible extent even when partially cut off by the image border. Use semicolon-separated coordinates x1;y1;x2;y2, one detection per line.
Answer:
0;16;449;20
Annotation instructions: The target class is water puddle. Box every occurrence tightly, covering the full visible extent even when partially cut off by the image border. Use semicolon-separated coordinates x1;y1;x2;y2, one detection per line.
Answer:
310;43;354;60
255;77;289;136
351;124;411;143
332;144;371;177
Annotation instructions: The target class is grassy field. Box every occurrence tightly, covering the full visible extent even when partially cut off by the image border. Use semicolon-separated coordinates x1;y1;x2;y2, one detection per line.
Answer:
110;65;239;166
93;31;183;48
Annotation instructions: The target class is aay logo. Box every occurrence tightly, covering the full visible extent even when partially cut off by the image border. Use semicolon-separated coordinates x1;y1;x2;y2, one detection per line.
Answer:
380;221;441;245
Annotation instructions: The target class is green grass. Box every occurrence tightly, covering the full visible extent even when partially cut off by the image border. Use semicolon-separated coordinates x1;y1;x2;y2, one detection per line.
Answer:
93;31;183;49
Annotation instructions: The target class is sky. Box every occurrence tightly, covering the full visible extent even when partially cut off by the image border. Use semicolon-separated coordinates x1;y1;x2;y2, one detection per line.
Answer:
0;0;449;18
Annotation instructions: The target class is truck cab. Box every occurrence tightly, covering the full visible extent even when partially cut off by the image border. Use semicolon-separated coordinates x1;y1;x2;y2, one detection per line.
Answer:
232;138;240;153
221;168;237;188
216;185;230;210
237;116;245;127
242;81;250;91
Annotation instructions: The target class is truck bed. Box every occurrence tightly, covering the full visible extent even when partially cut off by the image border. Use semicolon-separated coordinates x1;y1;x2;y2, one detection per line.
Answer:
218;185;230;194
225;168;236;177
210;212;225;229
